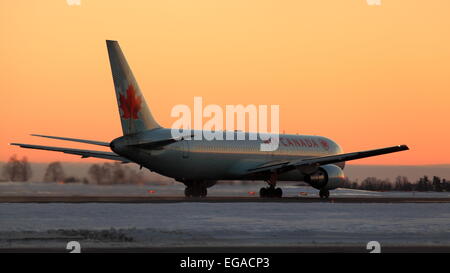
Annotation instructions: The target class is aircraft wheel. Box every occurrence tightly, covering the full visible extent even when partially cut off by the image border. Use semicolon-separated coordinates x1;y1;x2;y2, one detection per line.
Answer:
275;187;283;198
191;188;201;198
184;187;193;197
319;189;330;199
260;187;282;198
185;181;208;198
259;187;268;198
200;188;207;197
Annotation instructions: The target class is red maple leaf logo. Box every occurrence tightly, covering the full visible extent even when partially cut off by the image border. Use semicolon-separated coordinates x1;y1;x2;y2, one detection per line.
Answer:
319;139;330;151
119;84;142;119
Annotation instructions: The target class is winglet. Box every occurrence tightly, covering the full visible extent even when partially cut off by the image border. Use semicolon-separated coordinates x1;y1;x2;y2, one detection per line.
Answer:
399;144;409;150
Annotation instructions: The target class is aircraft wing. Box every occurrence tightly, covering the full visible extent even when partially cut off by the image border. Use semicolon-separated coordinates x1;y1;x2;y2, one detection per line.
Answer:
246;145;409;175
10;143;130;163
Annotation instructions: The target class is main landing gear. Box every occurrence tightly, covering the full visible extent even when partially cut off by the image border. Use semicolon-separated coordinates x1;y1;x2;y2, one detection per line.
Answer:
259;172;283;198
184;181;207;198
319;189;330;199
259;186;283;198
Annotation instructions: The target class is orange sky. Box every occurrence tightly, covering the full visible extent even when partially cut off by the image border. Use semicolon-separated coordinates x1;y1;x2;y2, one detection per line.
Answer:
1;0;449;164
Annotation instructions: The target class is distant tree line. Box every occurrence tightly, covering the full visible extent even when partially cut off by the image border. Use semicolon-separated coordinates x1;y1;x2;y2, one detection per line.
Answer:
1;155;32;182
43;162;66;182
87;162;145;185
341;175;450;192
41;161;89;184
1;156;449;190
1;157;145;184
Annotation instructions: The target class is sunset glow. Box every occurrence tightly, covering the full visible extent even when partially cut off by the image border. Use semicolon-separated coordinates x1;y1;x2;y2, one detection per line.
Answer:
1;1;449;164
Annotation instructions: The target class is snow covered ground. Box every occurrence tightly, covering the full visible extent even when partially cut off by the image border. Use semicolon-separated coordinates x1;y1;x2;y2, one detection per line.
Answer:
0;182;450;249
1;181;450;198
1;202;450;249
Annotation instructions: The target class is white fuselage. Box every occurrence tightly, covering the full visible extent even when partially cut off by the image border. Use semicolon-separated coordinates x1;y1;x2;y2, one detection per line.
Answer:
111;128;344;183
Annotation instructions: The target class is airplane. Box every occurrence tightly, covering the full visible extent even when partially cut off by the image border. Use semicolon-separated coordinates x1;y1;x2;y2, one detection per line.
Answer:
11;40;409;198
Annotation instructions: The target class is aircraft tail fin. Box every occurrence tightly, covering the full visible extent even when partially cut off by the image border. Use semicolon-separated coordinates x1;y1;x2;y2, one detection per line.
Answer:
106;40;161;135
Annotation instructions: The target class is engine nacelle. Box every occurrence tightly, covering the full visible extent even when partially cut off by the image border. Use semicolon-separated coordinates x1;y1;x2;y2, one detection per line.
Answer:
305;164;345;190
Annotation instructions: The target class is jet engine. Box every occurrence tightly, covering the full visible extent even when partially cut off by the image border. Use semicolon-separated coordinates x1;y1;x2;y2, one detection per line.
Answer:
304;164;346;190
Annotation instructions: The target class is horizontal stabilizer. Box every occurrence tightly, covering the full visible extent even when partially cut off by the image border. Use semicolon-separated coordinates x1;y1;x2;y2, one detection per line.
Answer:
31;134;110;147
129;134;194;149
10;143;129;163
